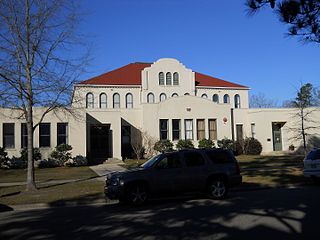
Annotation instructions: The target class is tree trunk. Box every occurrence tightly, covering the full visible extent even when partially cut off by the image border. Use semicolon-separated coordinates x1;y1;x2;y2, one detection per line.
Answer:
301;108;307;156
26;103;36;191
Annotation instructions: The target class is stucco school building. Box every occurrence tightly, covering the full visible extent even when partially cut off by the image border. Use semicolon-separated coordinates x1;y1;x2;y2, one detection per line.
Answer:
1;58;319;161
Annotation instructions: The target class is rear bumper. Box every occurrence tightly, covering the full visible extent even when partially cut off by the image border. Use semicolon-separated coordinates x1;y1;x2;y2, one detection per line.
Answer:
228;175;242;187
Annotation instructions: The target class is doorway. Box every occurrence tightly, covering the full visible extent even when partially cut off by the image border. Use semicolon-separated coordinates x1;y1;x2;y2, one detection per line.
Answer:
89;124;111;161
272;122;285;151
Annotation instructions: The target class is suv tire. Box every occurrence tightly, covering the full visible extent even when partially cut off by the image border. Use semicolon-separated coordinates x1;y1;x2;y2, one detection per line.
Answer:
126;184;148;206
207;179;228;200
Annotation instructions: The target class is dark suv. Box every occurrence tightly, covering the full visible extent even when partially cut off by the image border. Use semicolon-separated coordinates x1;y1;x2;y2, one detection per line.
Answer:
105;148;242;205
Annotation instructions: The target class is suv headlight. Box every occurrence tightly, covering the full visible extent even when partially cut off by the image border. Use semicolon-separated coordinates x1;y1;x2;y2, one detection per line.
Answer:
110;177;124;186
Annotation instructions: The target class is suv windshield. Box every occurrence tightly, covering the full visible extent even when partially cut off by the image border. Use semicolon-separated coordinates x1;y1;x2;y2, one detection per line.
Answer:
141;154;162;169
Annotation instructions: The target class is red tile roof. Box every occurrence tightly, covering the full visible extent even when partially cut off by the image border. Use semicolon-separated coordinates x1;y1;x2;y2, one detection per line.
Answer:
79;62;248;89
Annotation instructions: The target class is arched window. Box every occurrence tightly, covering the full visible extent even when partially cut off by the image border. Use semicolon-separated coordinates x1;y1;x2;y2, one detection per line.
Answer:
223;94;230;104
173;72;179;85
234;94;241;108
99;93;107;108
166;72;172;85
159;72;164;85
86;93;94;108
147;93;155;103
160;93;167;102
126;93;133;109
212;94;219;103
113;93;120;108
184;93;190;96
201;94;208;99
172;93;178;97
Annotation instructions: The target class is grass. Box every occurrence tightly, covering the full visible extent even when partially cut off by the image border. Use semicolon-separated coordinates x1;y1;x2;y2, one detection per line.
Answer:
0;166;97;183
0;180;105;206
120;159;147;169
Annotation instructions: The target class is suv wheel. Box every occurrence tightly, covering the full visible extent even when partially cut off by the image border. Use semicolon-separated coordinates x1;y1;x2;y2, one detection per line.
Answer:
126;184;148;205
208;179;228;200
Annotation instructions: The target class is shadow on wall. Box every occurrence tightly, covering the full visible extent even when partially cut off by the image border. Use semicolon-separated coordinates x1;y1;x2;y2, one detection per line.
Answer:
294;135;320;154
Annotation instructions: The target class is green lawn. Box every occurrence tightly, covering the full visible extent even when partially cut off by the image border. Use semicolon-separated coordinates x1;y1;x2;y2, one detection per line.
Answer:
0;166;97;183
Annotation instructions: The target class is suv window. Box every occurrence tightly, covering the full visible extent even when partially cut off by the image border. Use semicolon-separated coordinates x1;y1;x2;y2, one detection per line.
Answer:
156;153;182;169
184;151;205;167
205;150;234;164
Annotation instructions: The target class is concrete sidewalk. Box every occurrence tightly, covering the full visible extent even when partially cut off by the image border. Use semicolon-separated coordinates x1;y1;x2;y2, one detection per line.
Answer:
89;160;126;181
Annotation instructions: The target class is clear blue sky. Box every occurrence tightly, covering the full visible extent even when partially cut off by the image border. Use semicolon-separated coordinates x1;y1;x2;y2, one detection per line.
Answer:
78;0;319;104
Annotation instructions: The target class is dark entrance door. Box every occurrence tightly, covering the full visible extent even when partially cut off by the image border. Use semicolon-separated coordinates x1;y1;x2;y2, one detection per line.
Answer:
90;125;110;161
121;125;133;159
272;123;283;151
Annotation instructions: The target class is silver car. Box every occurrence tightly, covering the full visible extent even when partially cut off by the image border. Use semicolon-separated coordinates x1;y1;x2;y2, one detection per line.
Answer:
304;149;320;183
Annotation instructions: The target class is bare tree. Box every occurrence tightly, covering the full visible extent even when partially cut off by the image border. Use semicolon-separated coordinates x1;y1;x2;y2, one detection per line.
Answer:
287;83;319;154
131;129;143;161
0;0;88;191
249;92;278;108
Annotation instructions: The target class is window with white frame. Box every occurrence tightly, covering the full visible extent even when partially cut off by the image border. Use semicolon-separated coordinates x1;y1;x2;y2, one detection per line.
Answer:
166;72;172;85
99;93;107;108
197;119;205;140
172;119;180;140
126;93;133;108
208;119;217;140
173;72;179;85
223;94;230;104
160;93;167;102
185;119;193;140
3;123;15;148
159;72;164;85
86;93;94;108
57;123;68;145
147;93;155;103
39;123;50;147
251;123;256;139
113;93;120;108
234;94;241;108
212;94;219;103
201;94;208;99
159;119;168;140
21;123;28;148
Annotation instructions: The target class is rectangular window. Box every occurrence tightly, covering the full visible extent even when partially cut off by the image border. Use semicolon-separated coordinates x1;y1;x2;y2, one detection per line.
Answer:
39;123;51;147
172;119;180;141
21;123;28;148
251;123;256;139
159;119;168;140
3;123;15;148
236;124;243;141
185;119;193;140
208;119;217;140
197;119;205;140
57;123;68;145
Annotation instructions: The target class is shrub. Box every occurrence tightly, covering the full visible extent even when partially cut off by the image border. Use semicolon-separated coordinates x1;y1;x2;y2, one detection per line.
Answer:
176;139;194;150
243;137;262;155
289;144;295;151
65;155;88;167
0;147;9;168
38;158;62;168
20;148;42;162
4;157;27;169
154;140;174;153
234;140;244;156
50;144;72;165
198;138;215;149
217;138;234;151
